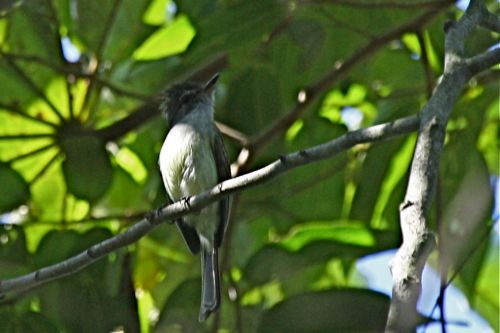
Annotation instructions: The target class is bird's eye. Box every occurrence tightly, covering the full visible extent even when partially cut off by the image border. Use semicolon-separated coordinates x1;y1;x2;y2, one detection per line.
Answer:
180;92;193;103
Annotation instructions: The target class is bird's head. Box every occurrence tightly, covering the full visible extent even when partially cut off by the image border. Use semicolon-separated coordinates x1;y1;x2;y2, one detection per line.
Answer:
160;73;219;127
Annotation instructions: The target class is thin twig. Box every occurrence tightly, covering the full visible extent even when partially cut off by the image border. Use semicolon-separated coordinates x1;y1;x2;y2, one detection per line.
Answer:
215;121;250;146
416;30;435;98
421;223;494;333
435;174;447;333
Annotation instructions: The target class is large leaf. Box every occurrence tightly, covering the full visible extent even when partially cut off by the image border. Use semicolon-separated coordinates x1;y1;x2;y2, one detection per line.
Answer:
0;310;59;333
36;229;139;332
0;225;30;279
59;128;113;202
257;289;390;333
155;278;203;333
0;162;29;212
244;223;399;285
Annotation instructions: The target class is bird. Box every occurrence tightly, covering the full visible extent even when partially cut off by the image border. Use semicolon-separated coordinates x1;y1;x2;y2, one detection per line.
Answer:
158;73;231;321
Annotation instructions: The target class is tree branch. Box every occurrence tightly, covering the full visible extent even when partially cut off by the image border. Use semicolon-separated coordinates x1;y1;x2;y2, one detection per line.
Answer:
466;47;500;76
0;115;419;297
385;1;500;332
478;5;500;33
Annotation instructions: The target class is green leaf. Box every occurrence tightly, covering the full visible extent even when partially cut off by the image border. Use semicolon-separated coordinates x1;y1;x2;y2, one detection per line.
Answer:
439;152;493;288
36;229;139;332
155;278;202;333
5;0;62;61
175;0;217;22
257;289;390;333
244;225;398;285
477;98;499;175
142;0;172;25
133;15;196;61
289;19;326;70
0;225;30;279
60;131;113;202
0;162;29;212
473;238;499;331
103;0;154;62
0;310;59;333
280;222;376;251
225;67;284;134
95;165;149;214
352;48;425;94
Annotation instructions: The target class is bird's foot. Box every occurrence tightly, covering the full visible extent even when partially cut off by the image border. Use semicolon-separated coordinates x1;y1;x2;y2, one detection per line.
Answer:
182;196;192;209
146;204;167;224
182;196;201;215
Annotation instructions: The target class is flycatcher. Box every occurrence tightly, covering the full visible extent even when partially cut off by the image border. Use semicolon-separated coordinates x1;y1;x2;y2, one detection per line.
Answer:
158;73;231;321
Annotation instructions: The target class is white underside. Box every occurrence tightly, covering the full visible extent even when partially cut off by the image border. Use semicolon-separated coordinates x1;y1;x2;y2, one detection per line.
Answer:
159;108;219;246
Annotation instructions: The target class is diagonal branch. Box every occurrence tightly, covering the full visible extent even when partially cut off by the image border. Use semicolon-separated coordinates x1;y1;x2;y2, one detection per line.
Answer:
248;4;449;155
466;47;500;75
385;1;500;331
0;115;419;297
478;5;500;33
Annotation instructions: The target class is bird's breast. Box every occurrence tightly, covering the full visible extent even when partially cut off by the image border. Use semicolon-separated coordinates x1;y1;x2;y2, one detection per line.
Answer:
159;123;217;202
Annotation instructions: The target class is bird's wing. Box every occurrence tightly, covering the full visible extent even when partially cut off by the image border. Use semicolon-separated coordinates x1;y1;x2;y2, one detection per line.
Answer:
211;128;231;248
176;219;201;254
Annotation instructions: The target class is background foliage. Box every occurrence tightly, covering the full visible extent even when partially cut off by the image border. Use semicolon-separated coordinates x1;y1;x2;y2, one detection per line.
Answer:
0;0;498;332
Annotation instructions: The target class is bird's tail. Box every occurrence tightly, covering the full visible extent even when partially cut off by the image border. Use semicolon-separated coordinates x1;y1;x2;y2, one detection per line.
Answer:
199;246;220;322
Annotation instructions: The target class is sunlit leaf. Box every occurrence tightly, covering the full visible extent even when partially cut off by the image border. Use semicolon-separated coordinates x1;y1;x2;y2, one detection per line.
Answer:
133;15;196;61
280;222;376;251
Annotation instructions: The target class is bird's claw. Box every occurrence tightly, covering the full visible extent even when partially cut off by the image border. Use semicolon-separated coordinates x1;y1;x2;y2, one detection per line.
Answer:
146;205;166;223
182;196;192;209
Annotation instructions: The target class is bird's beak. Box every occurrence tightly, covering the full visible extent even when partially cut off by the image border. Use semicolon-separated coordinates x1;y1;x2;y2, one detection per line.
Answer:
203;73;219;93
